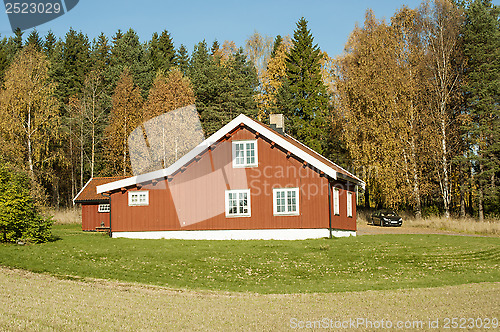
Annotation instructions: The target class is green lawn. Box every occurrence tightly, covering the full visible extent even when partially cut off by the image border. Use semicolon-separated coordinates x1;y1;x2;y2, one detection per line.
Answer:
0;224;499;294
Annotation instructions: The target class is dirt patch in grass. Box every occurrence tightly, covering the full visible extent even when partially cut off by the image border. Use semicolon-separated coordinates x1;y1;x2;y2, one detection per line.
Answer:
0;267;498;331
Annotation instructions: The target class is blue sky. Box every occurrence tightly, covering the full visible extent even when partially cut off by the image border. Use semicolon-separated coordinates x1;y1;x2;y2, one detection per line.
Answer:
2;0;499;57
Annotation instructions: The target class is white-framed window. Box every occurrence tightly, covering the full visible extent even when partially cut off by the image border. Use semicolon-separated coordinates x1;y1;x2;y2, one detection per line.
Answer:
273;188;300;216
347;192;353;217
232;140;258;167
98;204;110;213
128;191;149;206
225;189;251;217
333;188;340;216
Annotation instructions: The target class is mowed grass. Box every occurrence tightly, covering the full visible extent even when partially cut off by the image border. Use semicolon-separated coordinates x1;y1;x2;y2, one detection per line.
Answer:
0;224;499;294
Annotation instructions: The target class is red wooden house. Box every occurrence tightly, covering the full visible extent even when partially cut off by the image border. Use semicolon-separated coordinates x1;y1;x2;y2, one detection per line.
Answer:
96;114;365;240
73;177;126;231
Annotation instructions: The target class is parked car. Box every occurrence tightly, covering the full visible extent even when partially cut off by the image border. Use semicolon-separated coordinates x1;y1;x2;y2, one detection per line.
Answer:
371;210;403;227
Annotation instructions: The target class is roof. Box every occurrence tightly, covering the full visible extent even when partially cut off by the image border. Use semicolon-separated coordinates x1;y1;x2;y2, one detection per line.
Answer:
73;177;128;204
97;114;365;194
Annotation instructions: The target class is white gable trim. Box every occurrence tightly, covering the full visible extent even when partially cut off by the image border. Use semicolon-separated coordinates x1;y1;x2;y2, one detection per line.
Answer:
97;114;364;194
72;178;93;205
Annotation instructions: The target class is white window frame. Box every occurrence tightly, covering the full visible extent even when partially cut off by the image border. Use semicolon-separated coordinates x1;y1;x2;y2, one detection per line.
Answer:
225;189;251;217
333;188;340;216
273;187;300;216
98;204;110;213
128;191;149;206
232;140;258;168
347;192;353;217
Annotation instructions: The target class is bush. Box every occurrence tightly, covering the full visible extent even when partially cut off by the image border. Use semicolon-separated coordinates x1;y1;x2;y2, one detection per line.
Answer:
0;165;53;243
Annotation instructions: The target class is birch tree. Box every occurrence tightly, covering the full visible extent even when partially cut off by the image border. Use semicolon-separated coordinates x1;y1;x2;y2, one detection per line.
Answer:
0;46;60;184
81;70;107;178
420;0;464;218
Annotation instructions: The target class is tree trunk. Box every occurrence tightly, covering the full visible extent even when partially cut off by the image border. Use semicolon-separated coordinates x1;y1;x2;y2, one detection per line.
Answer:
91;122;95;178
70;121;75;201
123;117;127;176
27;104;34;180
440;113;451;219
478;161;484;222
460;183;466;218
478;184;484;222
80;119;84;189
364;186;370;209
410;137;422;219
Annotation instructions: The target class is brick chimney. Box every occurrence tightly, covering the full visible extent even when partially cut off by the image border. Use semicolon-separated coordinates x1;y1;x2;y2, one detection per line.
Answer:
269;114;285;135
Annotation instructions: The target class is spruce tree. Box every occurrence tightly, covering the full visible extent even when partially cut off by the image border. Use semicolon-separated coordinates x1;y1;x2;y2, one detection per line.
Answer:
26;29;42;51
91;33;110;71
277;17;328;154
11;28;23;55
149;30;175;74
61;28;91;104
108;29;152;98
189;41;258;136
43;30;57;57
0;41;8;84
271;35;283;58
463;0;500;217
211;40;220;55
158;30;175;71
175;44;190;75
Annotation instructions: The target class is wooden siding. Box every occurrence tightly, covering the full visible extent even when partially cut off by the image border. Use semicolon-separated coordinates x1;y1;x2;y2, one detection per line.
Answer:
110;127;358;232
81;203;110;231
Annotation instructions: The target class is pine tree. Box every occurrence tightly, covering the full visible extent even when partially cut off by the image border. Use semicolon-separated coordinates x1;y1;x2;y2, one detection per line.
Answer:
276;17;329;154
463;0;500;219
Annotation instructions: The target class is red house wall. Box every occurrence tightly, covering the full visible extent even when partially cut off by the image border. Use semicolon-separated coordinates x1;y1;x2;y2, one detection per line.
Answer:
110;127;357;232
81;203;110;231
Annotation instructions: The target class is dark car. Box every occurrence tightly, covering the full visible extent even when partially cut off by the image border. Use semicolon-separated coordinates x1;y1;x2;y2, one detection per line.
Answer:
371;210;403;227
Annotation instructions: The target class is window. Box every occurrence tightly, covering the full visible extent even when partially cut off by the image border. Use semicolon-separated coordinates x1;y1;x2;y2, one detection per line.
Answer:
128;191;149;206
273;188;300;216
225;189;251;217
333;188;340;216
347;192;353;217
98;204;110;213
232;140;258;167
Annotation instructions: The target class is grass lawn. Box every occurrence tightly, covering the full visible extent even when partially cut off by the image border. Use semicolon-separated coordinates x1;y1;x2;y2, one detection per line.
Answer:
0;224;499;294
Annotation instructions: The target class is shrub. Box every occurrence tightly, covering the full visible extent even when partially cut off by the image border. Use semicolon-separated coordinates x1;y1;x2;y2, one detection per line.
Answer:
0;165;53;243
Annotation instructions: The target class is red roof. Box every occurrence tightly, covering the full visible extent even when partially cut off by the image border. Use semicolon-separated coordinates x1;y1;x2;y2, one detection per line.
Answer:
73;177;127;203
